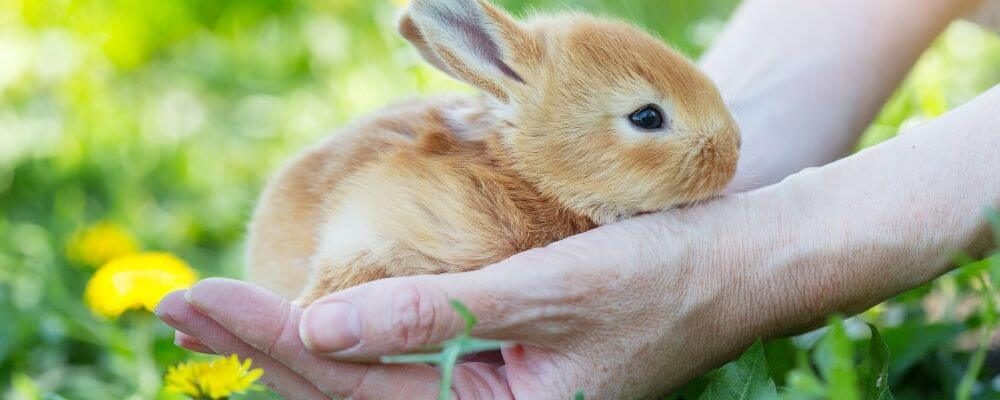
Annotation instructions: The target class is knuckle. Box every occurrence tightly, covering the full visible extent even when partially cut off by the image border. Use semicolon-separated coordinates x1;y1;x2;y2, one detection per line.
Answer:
453;364;507;400
389;283;442;349
343;364;374;400
263;300;296;355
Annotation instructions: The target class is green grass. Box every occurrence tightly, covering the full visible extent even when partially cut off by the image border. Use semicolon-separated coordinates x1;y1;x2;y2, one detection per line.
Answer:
0;0;999;399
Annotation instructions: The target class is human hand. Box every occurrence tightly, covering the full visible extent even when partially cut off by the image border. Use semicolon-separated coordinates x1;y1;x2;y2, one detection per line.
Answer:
157;80;1000;397
156;209;765;399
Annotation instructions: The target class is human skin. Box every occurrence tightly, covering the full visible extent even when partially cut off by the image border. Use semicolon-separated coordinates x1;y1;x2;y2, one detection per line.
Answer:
707;0;986;191
155;0;997;398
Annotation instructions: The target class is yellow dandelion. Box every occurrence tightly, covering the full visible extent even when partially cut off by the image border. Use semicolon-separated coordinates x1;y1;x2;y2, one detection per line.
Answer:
165;355;264;400
84;252;198;318
392;0;409;8
67;222;140;267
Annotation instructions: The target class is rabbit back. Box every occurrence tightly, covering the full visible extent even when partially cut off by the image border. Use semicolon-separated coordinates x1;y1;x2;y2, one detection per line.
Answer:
247;96;595;302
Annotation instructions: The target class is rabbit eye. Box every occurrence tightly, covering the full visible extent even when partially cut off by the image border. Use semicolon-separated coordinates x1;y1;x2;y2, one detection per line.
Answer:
628;105;665;130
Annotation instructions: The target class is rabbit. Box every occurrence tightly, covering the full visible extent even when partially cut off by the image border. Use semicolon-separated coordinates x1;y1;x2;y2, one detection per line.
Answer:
245;0;741;306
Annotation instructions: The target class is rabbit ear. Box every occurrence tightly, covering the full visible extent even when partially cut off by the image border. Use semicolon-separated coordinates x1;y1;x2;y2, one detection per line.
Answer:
398;13;457;78
401;0;536;102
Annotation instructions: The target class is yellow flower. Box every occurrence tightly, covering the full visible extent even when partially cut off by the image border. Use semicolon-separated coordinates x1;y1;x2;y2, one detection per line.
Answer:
165;355;264;400
393;0;409;8
67;222;140;267
84;252;198;318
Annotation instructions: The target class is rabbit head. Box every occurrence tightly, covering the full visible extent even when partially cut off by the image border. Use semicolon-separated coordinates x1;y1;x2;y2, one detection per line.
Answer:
400;0;740;223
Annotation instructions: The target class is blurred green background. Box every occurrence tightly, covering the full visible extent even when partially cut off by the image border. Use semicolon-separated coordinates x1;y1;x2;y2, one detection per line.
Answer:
0;0;998;399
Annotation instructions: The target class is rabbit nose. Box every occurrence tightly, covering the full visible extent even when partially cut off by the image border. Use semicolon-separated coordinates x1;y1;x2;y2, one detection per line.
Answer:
698;135;739;174
704;125;740;161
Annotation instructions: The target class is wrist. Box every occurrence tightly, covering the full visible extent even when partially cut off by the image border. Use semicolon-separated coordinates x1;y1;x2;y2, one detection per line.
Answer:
664;177;833;343
732;95;1000;338
729;163;923;339
694;188;798;342
640;192;785;368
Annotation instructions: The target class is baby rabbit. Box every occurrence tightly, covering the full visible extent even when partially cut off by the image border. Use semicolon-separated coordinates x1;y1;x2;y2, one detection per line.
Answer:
246;0;740;305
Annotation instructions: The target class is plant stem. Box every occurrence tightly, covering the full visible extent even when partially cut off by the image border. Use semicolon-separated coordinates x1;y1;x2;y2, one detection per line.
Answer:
956;327;990;400
957;274;999;400
132;313;161;398
437;345;461;400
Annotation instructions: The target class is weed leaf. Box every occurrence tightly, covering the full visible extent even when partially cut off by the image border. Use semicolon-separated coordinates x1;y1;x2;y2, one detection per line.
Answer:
814;319;860;400
697;340;778;400
858;324;893;400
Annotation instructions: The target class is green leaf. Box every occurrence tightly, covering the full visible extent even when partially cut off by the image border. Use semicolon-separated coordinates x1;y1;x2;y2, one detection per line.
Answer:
450;299;478;335
813;320;860;400
675;375;711;399
984;253;1000;293
785;371;827;399
881;322;963;383
858;324;893;400
697;340;778;400
762;338;798;387
781;350;827;399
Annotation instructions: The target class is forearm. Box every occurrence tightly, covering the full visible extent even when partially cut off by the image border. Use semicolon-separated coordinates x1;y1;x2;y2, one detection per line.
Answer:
690;85;999;339
702;0;983;192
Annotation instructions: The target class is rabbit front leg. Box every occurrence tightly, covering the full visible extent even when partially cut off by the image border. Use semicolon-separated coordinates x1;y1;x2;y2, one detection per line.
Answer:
293;252;390;307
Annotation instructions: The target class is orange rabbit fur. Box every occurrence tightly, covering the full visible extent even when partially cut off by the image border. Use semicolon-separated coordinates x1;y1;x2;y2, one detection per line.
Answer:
246;0;740;305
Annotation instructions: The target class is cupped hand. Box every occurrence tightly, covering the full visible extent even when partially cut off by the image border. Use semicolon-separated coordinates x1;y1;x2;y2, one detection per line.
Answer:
155;209;763;399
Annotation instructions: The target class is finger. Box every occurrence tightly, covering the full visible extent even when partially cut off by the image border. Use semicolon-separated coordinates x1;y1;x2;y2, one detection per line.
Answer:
156;290;329;400
174;331;215;354
453;362;515;400
299;238;605;360
182;279;446;399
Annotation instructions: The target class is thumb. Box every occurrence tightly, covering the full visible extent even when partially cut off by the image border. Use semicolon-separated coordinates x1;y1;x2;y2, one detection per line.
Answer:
298;248;582;361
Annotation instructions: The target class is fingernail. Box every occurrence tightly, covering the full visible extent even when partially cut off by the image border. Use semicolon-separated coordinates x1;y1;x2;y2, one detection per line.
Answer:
154;290;186;324
301;301;362;353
